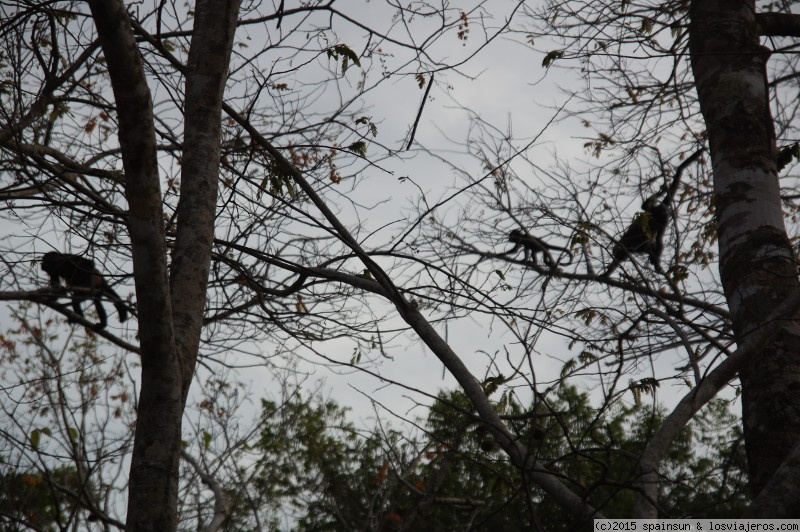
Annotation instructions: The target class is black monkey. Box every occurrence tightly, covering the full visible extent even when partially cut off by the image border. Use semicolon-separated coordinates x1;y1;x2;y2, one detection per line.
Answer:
507;229;573;268
41;252;128;330
599;194;669;278
599;149;705;278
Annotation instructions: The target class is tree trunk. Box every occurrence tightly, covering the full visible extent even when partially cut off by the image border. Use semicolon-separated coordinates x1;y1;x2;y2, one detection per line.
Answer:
690;0;800;516
87;1;180;529
171;0;242;403
89;0;240;528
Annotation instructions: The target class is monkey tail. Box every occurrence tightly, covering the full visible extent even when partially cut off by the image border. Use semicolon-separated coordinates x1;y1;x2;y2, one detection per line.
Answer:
104;285;128;322
549;246;573;266
114;301;129;322
598;264;615;279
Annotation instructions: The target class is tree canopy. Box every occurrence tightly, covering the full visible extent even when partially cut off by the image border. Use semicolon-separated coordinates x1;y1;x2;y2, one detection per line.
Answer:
1;0;800;528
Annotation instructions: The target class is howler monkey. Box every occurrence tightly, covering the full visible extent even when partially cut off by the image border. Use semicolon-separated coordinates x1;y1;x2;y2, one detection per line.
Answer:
600;148;704;278
599;195;668;278
41;252;128;330
507;229;573;268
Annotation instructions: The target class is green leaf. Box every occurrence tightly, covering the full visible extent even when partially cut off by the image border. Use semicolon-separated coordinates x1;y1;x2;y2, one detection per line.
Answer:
561;359;577;379
355;116;378;137
347;141;367;157
482;374;506;396
30;429;41;448
497;391;509;414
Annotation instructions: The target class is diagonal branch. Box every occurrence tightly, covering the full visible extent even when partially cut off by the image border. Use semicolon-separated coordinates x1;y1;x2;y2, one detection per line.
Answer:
756;12;800;37
633;290;800;517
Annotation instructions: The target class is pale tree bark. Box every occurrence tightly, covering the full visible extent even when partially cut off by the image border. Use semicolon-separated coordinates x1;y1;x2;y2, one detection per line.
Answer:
87;0;240;529
633;291;800;516
86;1;179;528
690;0;800;517
180;449;233;531
171;0;242;403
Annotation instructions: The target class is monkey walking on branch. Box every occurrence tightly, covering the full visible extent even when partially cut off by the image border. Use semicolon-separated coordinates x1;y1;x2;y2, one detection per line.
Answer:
41;252;128;330
506;229;573;268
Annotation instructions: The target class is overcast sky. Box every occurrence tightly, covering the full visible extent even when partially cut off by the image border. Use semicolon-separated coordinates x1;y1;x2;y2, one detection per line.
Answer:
221;3;629;426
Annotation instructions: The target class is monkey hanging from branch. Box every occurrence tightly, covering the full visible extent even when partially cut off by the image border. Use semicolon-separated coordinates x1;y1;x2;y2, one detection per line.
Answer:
599;195;669;278
41;252;128;330
599;149;704;279
505;228;573;268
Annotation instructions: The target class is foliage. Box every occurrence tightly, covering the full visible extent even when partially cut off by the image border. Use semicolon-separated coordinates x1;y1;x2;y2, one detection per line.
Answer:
238;386;748;529
242;392;407;530
0;466;97;531
0;309;133;528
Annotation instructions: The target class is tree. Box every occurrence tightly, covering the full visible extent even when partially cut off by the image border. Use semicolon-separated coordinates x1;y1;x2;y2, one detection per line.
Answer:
224;385;747;529
0;307;133;529
0;466;96;530
494;0;800;516
4;0;800;526
689;1;800;515
6;1;566;527
84;0;241;527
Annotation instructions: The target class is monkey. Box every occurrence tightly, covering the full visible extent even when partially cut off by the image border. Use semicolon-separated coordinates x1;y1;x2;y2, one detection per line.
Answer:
599;194;668;278
506;229;573;268
41;252;128;330
599;148;705;279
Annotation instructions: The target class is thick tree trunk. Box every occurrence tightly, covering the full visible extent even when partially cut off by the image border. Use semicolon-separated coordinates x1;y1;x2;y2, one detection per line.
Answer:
171;0;241;403
87;1;181;529
89;0;240;529
690;0;800;516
